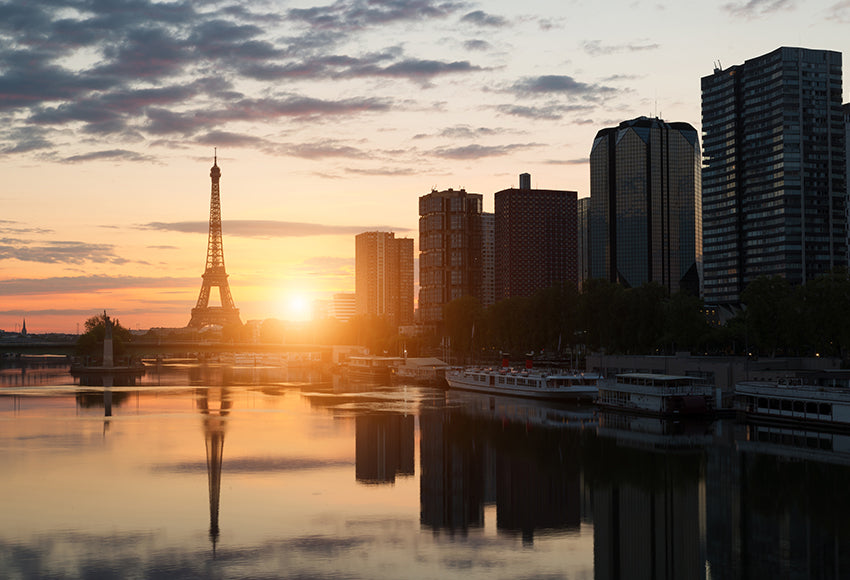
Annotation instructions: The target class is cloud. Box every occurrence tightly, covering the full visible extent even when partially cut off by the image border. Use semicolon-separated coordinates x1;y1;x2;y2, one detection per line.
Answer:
723;0;796;17
545;157;590;165
286;141;371;160
344;166;417;176
0;221;53;235
463;39;491;51
0;275;197;296
139;220;413;237
511;75;617;99
62;149;156;163
828;0;850;21
431;143;539;160
295;256;355;277
581;40;661;56
495;104;566;120
460;10;508;27
287;0;467;32
0;240;128;264
0;1;478;163
494;103;595;121
145;96;392;136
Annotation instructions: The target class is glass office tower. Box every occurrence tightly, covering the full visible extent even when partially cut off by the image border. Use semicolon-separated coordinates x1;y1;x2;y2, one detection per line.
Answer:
589;117;702;295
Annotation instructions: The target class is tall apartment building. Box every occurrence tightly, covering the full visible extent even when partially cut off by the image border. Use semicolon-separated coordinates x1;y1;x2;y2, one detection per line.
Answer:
702;47;847;305
418;188;484;325
577;197;590;291
332;293;356;322
481;212;495;307
355;232;414;326
589;117;702;295
494;174;578;301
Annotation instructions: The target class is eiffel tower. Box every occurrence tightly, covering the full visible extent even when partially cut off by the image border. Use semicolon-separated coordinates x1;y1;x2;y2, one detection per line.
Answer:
188;153;242;328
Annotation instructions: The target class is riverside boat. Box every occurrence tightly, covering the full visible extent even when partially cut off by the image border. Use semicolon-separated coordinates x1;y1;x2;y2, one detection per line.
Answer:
342;356;404;382
735;380;850;429
444;367;600;402
391;357;449;386
597;373;715;416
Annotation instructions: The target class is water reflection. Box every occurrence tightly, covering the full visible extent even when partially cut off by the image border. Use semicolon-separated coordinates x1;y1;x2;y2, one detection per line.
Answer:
355;413;414;484
2;362;850;578
197;386;230;555
420;391;587;543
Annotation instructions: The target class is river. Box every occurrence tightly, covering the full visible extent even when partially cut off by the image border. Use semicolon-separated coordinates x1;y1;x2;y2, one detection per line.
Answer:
1;360;848;579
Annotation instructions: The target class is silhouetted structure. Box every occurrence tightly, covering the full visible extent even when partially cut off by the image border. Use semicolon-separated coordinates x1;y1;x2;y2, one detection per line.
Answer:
198;386;230;555
355;413;414;484
702;47;847;305
494;174;577;300
589;117;702;295
418;188;485;325
355;231;414;326
188;153;242;329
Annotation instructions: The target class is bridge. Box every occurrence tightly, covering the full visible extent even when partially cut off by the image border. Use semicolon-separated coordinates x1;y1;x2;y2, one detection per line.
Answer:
0;339;335;359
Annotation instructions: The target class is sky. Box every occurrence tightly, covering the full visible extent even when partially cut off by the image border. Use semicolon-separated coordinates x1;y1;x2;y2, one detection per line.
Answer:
2;0;849;333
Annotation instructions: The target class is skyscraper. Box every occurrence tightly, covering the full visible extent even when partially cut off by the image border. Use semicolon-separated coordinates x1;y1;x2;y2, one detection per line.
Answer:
589;117;702;295
577;197;590;291
494;174;577;301
701;47;847;305
418;188;484;325
355;232;414;327
481;212;495;307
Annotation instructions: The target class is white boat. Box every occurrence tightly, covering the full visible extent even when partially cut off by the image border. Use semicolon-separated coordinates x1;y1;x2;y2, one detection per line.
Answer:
444;367;599;402
343;356;405;382
735;380;850;428
391;357;449;385
597;373;715;416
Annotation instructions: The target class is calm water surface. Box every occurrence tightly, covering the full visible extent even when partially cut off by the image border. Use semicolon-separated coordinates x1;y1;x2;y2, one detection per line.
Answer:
1;361;849;579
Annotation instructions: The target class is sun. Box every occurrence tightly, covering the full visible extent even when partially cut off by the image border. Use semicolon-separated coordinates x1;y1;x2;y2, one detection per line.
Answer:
279;292;312;322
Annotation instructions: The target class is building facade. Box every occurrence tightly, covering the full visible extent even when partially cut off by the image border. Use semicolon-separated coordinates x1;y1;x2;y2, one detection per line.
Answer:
701;47;847;305
494;174;578;301
355;232;414;326
577;197;590;291
418;189;484;325
332;293;356;322
589;117;702;295
481;212;495;307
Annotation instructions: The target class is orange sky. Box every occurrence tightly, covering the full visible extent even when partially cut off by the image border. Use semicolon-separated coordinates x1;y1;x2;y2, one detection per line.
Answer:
1;0;848;332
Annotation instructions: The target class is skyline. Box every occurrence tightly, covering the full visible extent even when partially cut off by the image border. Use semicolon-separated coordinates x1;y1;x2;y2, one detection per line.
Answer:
3;0;850;332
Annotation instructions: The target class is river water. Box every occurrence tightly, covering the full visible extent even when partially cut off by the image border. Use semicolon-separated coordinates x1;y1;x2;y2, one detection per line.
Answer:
1;361;849;579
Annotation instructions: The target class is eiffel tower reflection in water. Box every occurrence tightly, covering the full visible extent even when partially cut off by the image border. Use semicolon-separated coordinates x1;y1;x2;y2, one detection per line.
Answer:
197;385;231;555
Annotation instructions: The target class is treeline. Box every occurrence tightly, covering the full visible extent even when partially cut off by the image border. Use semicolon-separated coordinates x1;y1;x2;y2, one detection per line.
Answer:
441;270;850;362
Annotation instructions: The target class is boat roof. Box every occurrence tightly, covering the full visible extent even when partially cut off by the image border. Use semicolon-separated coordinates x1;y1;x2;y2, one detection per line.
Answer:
616;372;696;382
397;357;449;368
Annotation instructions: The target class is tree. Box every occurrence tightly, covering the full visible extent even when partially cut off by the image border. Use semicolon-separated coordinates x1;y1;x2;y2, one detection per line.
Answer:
741;276;794;356
663;291;710;353
443;296;484;362
75;312;132;358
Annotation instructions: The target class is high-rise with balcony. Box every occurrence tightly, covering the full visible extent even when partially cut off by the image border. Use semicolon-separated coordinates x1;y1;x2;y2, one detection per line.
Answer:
495;174;577;301
701;47;847;305
355;232;414;327
418;189;484;325
589;117;702;295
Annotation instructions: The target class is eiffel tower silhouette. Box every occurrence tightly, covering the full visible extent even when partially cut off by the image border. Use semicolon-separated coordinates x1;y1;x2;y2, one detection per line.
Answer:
188;153;242;329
